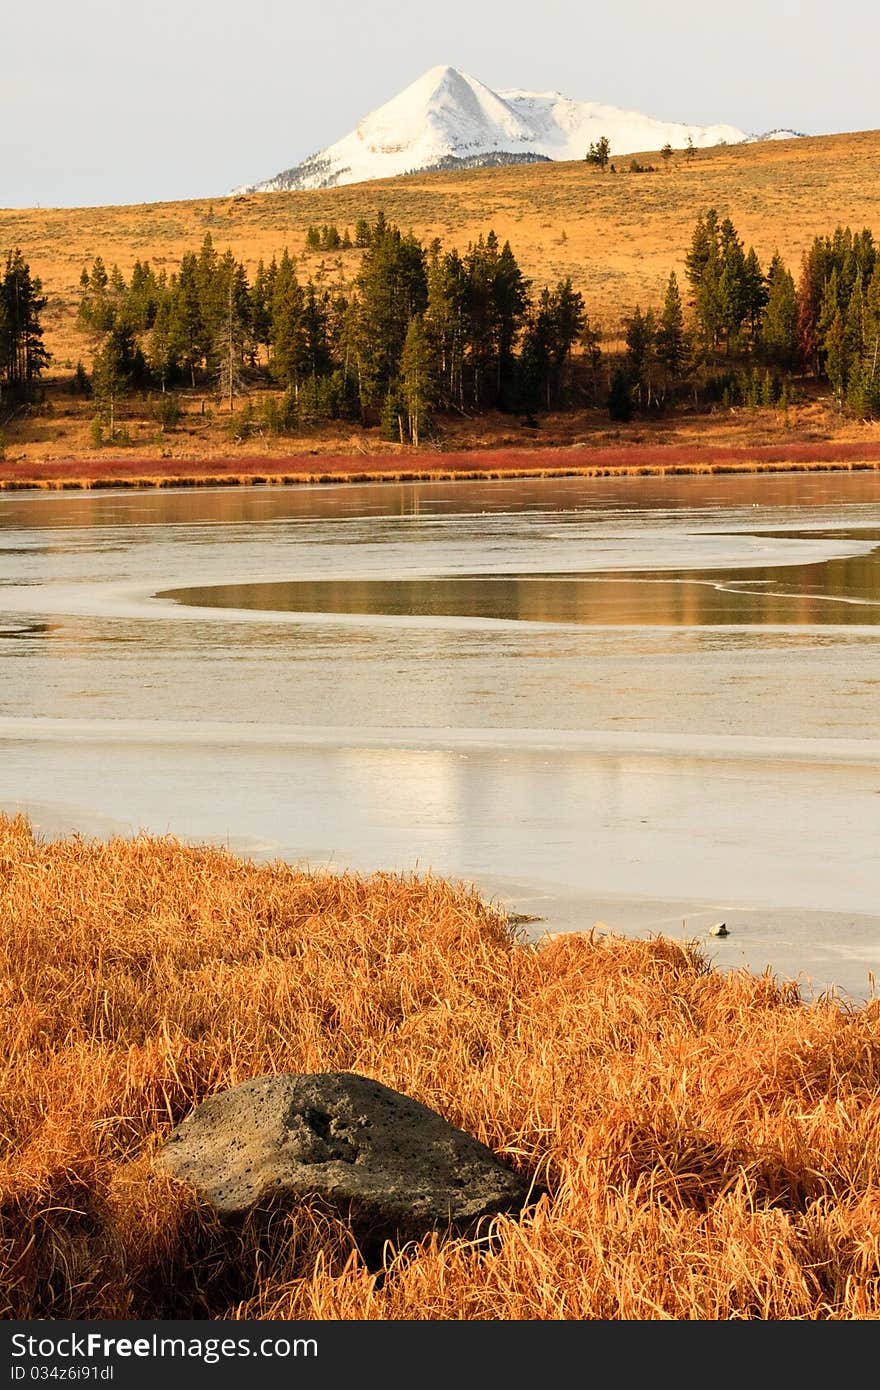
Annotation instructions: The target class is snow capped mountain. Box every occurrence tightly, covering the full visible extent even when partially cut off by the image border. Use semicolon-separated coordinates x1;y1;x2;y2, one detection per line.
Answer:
236;66;799;193
743;128;805;142
496;87;745;161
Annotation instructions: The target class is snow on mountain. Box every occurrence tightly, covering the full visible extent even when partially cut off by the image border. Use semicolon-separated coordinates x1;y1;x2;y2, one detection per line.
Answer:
743;128;805;142
497;87;746;161
236;66;798;193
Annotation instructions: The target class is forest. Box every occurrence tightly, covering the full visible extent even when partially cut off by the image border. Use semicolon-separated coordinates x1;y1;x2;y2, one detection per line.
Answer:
2;210;879;446
0;250;50;407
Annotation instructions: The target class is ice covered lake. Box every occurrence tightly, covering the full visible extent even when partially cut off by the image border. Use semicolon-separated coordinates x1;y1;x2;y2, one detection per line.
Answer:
1;471;878;999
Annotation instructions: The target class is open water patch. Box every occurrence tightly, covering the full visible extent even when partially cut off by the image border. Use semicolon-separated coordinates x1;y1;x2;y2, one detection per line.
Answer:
161;550;880;628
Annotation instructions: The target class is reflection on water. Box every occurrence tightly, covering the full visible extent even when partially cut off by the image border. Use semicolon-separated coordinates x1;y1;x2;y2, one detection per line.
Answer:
4;469;880;529
164;547;880;627
2;472;880;999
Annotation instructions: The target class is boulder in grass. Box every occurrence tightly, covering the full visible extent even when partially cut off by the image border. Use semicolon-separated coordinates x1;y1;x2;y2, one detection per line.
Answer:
157;1071;530;1246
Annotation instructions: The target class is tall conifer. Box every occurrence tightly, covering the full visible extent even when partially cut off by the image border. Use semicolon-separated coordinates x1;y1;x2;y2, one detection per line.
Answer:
656;271;688;393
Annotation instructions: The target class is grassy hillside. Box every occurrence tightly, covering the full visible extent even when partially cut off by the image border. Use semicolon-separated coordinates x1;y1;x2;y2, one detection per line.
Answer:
4;129;880;369
1;813;878;1320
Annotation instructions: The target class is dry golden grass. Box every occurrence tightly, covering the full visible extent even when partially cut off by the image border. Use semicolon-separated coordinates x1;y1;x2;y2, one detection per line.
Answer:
3;131;880;470
2;813;879;1320
3;129;880;371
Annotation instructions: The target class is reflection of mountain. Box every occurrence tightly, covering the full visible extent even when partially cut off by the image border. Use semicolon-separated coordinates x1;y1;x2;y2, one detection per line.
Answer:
163;554;880;627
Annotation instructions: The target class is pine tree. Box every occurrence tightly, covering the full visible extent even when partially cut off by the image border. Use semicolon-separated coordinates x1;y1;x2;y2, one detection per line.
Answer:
685;210;724;348
493;240;531;405
546;277;586;406
353;214;427;408
844;277;866;364
169;253;206;387
760;254;798;370
148;297;179;391
380;382;405;443
400;314;435;446
796;239;829;374
126;260;160;332
656;271;688;394
586;136;611;169
302;282;332;384
817;268;842;344
717;218;749;348
425;244;466;408
858;263;880;415
519;282;595;412
685;210;720;290
624;306;657;407
250;259;276;361
517;298;553;413
462;233;498;407
197;239;234;361
848;350;880;418
195;234;218;298
1;249;50;400
91;325;140;438
0;282;10;396
269;251;306;390
760;371;774;407
608;368;632;421
214;269;250;411
77;258;115;334
824;309;849;405
461;231;530;408
741;247;767;345
324;292;351;375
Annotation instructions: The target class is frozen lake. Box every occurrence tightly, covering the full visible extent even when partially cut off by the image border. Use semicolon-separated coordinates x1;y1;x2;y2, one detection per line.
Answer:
1;472;878;999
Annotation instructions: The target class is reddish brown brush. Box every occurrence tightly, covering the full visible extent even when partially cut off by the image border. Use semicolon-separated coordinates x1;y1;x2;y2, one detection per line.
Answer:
1;438;879;493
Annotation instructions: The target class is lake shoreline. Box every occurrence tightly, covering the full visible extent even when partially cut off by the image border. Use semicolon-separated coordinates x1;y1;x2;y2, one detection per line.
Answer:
2;474;878;999
2;437;880;492
5;720;879;1002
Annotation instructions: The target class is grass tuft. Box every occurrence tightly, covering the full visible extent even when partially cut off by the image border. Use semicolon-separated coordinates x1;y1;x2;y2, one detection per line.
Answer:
1;814;878;1319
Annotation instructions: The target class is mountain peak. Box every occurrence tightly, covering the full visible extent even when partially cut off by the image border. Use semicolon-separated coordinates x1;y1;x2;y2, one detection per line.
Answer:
236;68;794;194
421;64;468;86
367;64;531;148
390;63;472;106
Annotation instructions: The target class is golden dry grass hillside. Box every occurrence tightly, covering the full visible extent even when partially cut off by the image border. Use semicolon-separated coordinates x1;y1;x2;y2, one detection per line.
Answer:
3;129;880;369
2;813;878;1320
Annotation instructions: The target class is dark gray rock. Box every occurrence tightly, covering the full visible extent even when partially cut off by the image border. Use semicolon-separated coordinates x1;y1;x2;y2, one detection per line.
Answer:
157;1071;530;1245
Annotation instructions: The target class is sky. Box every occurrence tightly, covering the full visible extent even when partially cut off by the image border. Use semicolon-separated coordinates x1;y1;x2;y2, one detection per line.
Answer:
4;0;879;208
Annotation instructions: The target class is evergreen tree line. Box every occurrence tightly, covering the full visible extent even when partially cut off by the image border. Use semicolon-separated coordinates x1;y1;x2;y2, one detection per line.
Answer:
795;225;880;415
75;215;599;442
611;212;880;419
9;206;877;441
304;224;353;251
0;249;50;407
303;219;376;252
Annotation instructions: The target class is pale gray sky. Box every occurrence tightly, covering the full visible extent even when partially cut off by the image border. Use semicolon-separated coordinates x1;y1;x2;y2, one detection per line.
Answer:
4;0;878;207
